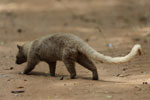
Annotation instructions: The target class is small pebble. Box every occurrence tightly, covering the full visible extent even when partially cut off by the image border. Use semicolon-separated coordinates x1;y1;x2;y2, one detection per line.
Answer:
85;38;89;42
17;86;24;89
10;67;14;70
17;29;22;33
123;68;128;71
64;84;66;86
143;82;148;84
108;43;113;47
106;95;112;99
11;90;25;94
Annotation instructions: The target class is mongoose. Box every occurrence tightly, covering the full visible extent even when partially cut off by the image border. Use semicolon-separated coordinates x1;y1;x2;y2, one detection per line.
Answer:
16;33;142;80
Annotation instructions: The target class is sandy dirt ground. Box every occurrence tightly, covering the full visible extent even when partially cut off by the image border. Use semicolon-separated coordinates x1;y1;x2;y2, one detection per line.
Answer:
0;0;150;100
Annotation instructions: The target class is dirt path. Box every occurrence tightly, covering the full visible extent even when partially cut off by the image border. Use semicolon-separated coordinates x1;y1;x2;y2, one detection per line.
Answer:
0;0;150;100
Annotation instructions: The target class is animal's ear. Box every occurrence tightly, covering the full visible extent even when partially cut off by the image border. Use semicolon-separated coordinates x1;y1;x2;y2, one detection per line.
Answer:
17;45;23;50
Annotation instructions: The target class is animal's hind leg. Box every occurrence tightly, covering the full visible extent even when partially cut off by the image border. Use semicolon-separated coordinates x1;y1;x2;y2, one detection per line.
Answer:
48;62;56;76
63;58;76;79
77;54;98;80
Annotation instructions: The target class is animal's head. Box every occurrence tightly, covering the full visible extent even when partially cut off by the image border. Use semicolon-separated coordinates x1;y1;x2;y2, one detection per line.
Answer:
16;45;27;64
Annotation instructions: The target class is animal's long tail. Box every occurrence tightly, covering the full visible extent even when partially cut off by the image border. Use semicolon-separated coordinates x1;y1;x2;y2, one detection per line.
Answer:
78;42;142;64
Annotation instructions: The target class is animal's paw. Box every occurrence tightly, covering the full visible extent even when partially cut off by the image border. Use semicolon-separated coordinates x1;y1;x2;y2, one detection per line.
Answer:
70;74;76;79
50;73;55;77
93;77;99;80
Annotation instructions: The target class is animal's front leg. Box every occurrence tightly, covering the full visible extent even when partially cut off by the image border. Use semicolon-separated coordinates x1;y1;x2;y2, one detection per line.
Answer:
48;62;57;76
23;61;39;74
22;46;40;74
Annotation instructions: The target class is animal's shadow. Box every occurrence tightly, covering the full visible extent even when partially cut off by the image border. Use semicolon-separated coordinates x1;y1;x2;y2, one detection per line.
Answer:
19;71;68;78
19;71;125;83
77;75;125;83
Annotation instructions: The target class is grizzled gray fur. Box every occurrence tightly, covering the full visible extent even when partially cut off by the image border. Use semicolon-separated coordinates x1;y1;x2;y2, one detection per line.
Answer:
16;33;98;80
